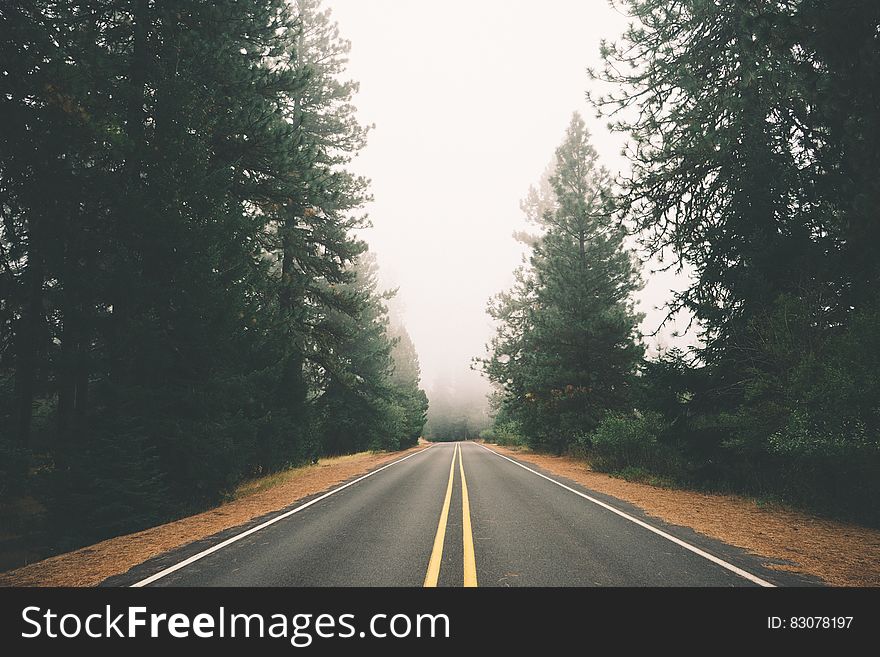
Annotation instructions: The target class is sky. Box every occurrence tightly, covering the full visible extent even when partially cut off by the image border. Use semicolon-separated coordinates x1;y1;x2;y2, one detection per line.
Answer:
324;0;690;393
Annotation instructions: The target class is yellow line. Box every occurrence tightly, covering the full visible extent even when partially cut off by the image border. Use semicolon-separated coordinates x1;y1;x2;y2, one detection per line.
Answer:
459;443;478;587
424;443;458;587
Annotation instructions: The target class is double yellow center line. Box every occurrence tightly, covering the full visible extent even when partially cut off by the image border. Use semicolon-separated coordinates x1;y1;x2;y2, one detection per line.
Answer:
423;443;478;587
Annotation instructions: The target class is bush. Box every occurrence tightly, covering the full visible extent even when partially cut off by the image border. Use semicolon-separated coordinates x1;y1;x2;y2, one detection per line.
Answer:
768;409;880;524
51;425;167;550
763;301;880;523
481;420;527;447
587;411;679;476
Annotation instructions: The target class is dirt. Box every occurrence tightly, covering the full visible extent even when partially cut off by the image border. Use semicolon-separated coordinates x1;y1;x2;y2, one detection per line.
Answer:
485;443;880;587
0;445;429;587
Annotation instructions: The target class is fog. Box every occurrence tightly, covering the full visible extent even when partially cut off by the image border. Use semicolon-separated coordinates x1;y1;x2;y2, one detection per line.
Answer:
326;0;691;400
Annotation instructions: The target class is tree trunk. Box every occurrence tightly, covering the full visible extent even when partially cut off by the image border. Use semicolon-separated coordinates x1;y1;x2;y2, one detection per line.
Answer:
57;305;75;440
578;229;586;269
14;252;44;446
58;288;89;443
110;0;150;391
126;0;149;180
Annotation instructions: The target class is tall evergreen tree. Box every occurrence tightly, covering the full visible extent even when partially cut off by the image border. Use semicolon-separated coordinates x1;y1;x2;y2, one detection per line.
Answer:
315;252;428;454
315;251;395;455
388;323;429;448
266;0;373;446
591;0;880;520
481;113;644;452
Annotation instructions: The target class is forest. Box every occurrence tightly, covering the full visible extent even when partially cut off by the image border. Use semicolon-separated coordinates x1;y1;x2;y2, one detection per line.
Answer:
3;0;880;575
480;0;880;525
0;0;427;560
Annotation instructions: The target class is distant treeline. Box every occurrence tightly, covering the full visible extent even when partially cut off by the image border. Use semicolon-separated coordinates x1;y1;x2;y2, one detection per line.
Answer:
480;1;880;525
423;377;490;442
0;0;426;559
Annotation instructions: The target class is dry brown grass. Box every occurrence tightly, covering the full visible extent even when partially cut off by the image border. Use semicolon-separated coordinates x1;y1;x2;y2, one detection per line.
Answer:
0;445;429;587
485;443;880;587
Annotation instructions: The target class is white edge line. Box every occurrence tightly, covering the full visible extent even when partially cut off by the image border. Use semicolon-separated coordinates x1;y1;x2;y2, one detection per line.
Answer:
474;442;775;587
131;445;434;587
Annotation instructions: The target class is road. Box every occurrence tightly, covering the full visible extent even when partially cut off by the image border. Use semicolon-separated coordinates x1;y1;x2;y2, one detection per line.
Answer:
113;442;801;587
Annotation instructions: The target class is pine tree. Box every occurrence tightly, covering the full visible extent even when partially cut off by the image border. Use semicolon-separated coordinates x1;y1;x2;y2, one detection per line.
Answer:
270;0;372;435
592;0;880;520
388;323;429;448
316;251;396;454
481;113;644;452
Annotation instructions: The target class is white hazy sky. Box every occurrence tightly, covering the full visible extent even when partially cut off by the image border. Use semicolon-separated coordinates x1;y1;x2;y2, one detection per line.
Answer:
325;0;689;391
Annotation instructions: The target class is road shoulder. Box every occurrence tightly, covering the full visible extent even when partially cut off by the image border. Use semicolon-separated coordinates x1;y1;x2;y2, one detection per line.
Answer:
481;442;880;587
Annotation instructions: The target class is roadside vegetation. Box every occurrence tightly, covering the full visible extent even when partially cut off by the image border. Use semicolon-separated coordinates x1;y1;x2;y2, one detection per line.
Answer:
0;0;427;569
479;1;880;527
0;447;425;586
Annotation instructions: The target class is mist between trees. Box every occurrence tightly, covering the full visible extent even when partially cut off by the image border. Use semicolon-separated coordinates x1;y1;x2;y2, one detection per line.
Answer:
0;0;427;566
422;374;491;443
478;1;880;527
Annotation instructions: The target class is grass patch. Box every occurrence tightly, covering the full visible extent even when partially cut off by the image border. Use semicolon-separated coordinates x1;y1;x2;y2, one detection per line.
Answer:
609;465;678;489
750;493;794;513
230;452;374;501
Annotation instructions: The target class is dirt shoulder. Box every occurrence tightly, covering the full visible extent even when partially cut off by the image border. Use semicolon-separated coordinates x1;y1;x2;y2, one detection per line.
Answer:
484;442;880;587
0;445;429;587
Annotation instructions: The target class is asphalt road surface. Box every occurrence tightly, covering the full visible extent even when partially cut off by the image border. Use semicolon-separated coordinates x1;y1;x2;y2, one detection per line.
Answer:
113;442;808;587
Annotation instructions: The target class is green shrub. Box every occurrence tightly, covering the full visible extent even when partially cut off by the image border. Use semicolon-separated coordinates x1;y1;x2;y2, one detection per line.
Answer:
481;420;527;447
587;411;679;477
